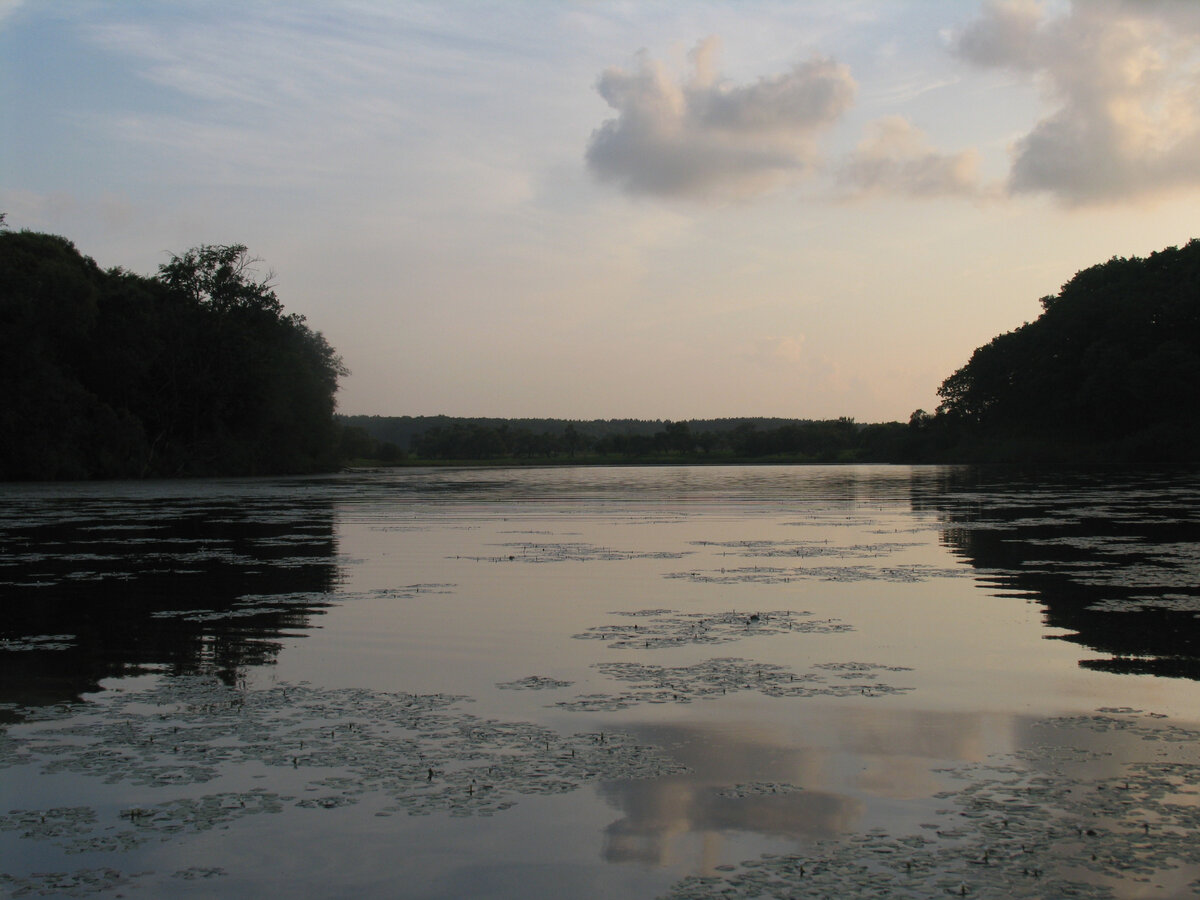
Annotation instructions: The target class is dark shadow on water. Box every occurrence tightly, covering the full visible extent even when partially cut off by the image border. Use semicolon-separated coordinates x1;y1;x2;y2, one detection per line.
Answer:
913;466;1200;681
0;483;339;709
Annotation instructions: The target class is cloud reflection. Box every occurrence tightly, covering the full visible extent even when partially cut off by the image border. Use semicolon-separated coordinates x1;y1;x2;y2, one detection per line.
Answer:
597;706;1018;868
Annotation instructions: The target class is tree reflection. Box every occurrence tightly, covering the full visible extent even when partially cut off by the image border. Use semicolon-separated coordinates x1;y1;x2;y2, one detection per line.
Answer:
914;467;1200;680
0;490;339;708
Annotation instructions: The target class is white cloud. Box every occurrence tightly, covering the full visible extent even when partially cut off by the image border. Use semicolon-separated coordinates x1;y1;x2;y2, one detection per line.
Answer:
586;37;856;200
954;0;1200;205
837;116;986;198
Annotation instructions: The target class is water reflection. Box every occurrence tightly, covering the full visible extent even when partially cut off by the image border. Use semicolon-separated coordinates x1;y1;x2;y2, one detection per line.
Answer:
0;481;338;707
602;706;1019;868
3;466;1200;900
914;468;1200;680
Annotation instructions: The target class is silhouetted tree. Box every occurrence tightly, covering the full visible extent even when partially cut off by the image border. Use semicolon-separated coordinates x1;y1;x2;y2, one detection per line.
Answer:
935;239;1200;461
0;230;346;479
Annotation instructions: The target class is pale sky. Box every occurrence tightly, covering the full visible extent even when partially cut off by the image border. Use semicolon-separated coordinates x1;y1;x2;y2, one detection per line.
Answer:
4;1;1200;422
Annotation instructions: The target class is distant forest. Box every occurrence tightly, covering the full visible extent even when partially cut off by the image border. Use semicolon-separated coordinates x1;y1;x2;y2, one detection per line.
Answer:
344;239;1200;467
337;414;916;464
3;219;1198;479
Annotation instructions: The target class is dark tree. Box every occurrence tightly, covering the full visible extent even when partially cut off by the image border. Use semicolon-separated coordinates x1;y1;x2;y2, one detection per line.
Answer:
935;239;1200;461
0;231;346;479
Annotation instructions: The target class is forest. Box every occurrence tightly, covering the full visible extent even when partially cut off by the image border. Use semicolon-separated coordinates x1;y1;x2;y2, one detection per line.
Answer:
345;239;1200;467
0;225;345;479
926;238;1200;463
337;415;915;464
4;222;1198;479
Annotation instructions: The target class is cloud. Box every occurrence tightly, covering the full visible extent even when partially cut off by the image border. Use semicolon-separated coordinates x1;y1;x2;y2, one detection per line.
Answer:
0;0;25;26
954;0;1200;205
586;37;855;200
837;116;986;199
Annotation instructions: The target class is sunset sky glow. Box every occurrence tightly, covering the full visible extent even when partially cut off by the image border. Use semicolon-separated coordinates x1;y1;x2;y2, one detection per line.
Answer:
4;0;1200;421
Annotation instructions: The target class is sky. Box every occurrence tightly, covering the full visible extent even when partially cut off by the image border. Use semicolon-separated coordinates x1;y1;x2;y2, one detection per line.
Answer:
4;0;1200;422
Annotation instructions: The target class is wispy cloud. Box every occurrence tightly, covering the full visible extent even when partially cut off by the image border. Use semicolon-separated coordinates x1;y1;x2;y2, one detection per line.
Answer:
585;37;856;200
76;5;558;199
954;0;1200;205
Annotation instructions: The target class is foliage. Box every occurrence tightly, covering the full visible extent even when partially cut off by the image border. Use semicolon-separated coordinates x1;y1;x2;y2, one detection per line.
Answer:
933;239;1200;462
0;230;346;479
343;415;913;464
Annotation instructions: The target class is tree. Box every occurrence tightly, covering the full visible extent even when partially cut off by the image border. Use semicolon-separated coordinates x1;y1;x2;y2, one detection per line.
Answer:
934;239;1200;460
0;230;347;479
154;244;347;474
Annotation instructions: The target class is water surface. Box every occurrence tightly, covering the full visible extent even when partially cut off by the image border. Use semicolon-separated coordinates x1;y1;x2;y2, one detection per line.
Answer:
2;466;1199;898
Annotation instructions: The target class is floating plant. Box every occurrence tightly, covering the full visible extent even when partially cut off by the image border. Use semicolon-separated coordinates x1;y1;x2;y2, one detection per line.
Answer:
147;585;456;624
688;538;920;559
572;609;851;649
665;563;972;585
715;782;806;799
461;541;692;564
1;674;688;860
496;676;575;691
0;866;140;898
0;806;96;841
554;657;914;711
172;866;227;881
660;709;1200;900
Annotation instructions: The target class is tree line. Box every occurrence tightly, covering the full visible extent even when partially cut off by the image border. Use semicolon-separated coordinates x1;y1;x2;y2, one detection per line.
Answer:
338;416;920;463
1;224;345;479
343;238;1200;467
6;218;1197;478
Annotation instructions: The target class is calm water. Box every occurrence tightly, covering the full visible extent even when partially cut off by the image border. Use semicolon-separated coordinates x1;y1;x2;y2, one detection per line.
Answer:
2;465;1199;898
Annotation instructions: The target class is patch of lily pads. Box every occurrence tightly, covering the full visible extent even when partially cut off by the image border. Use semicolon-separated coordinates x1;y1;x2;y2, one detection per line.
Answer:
660;709;1200;900
690;538;920;559
462;541;692;564
0;866;141;898
147;585;457;623
1;673;688;868
496;676;575;691
554;658;914;711
716;782;806;799
572;608;851;649
665;563;972;585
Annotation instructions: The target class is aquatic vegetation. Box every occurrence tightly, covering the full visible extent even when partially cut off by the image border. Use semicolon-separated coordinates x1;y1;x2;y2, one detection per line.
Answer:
689;538;920;559
662;710;1200;900
572;608;851;649
554;657;914;711
0;806;96;841
4;466;1200;899
495;676;575;690
1;673;688;864
463;541;692;563
146;585;457;624
0;866;139;897
716;782;806;799
665;563;971;585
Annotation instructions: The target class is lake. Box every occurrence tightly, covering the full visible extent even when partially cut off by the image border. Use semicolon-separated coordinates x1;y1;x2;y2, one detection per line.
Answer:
2;465;1199;898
